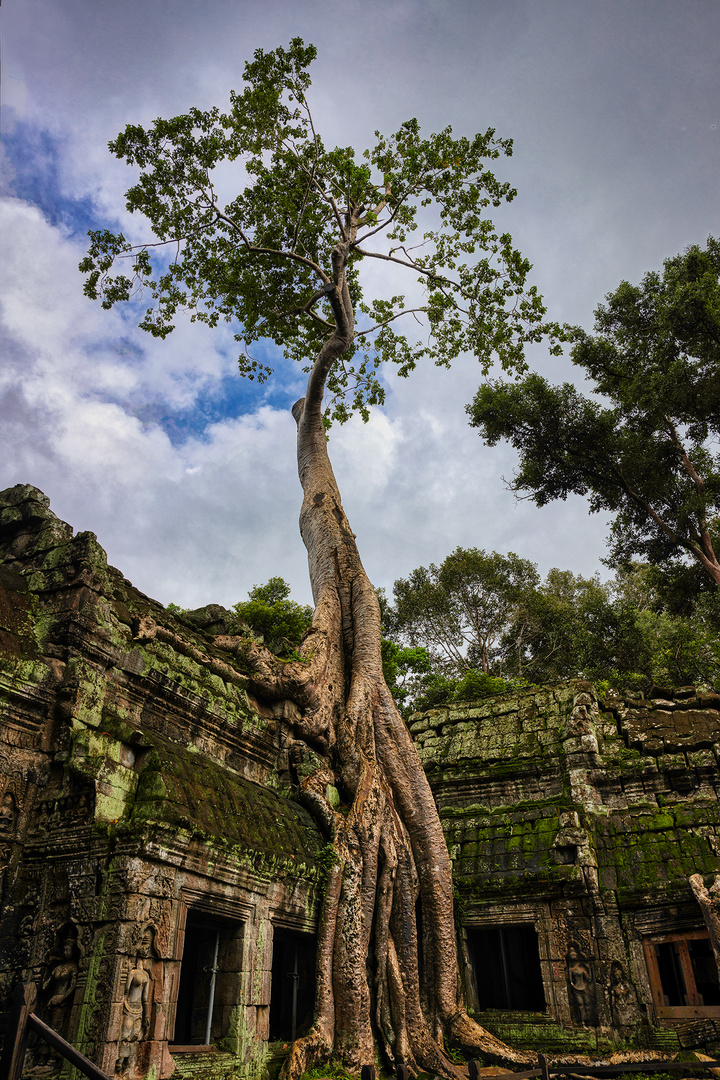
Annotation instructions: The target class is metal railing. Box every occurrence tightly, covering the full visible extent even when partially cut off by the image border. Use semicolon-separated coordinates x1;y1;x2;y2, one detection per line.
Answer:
0;983;113;1080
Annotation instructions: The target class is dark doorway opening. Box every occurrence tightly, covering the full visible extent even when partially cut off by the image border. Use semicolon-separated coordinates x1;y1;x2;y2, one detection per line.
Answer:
690;938;720;1006
654;941;687;1006
173;911;243;1046
468;924;545;1011
648;934;720;1009
269;929;316;1042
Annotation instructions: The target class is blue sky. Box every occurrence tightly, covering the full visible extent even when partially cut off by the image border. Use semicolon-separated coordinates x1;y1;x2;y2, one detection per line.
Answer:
1;0;719;608
3;117;307;444
3;123;98;238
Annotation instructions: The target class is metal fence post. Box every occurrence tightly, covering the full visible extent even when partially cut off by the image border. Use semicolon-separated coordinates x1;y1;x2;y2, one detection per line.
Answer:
0;982;37;1080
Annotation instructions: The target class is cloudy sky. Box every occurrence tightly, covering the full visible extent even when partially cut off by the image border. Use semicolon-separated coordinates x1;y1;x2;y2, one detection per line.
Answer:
1;0;718;609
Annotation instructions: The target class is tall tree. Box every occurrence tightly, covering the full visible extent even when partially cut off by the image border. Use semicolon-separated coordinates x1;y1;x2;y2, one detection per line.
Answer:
469;238;720;588
231;576;313;656
501;568;615;684
81;40;553;1078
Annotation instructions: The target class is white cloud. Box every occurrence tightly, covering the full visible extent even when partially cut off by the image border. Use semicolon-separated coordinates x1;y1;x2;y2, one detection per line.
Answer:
1;0;719;614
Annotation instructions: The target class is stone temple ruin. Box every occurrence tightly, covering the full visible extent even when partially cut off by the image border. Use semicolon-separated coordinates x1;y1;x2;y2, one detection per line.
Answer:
2;482;720;1077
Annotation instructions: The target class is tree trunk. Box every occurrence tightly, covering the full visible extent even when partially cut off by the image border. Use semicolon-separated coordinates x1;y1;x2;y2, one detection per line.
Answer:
242;254;530;1078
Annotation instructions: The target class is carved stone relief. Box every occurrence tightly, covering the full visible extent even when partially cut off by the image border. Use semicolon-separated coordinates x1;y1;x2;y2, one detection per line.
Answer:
566;943;598;1027
35;923;80;1064
609;960;640;1032
115;925;157;1078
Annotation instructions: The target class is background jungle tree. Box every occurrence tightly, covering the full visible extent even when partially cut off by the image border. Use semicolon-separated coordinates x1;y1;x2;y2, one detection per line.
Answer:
81;39;555;1080
386;552;720;708
390;546;539;675
469;238;720;589
230;576;313;657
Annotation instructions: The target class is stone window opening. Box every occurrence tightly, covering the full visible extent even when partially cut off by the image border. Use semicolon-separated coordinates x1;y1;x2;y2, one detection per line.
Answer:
269;929;316;1042
644;931;720;1018
171;911;244;1049
467;924;546;1012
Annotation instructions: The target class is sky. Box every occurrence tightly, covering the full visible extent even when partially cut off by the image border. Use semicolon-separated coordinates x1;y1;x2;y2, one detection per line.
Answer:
0;0;718;609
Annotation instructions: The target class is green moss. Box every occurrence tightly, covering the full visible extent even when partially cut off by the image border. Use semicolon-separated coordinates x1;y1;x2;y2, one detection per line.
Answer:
130;728;323;872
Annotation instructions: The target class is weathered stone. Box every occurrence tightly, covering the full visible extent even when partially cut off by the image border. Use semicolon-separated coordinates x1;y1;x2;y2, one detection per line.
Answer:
5;486;720;1066
0;487;323;1080
415;676;720;1048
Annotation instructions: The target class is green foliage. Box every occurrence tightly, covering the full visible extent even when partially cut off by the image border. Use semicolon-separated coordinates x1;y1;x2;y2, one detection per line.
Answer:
387;546;720;702
501;561;720;693
453;668;526;701
409;670;528;714
445;1046;468;1065
300;1059;356;1080
229;577;313;658
165;602;188;616
381;637;433;712
501;568;617;683
469;237;720;587
81;38;560;424
390;546;540;676
315;841;339;893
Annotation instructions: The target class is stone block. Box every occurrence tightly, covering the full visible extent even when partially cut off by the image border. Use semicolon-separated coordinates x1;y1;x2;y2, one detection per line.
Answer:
256;1004;269;1042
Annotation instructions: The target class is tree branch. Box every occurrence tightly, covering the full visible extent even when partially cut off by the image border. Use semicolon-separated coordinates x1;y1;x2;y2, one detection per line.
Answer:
211;204;331;281
354;307;427;339
664;415;720;571
353;246;459;290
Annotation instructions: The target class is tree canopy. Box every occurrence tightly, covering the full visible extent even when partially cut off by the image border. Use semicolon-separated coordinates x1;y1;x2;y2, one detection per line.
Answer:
390;546;539;675
230;576;313;656
468;237;720;587
81;38;558;424
385;550;720;707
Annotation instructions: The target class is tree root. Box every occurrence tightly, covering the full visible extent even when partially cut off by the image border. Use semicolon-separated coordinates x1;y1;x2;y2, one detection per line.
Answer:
448;1011;535;1068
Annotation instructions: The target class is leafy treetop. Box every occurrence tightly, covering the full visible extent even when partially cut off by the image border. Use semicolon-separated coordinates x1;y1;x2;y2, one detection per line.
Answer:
231;576;313;656
469;237;720;586
80;39;559;424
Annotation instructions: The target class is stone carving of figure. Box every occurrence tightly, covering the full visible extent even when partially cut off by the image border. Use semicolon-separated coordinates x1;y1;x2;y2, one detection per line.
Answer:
38;934;79;1061
567;944;598;1027
0;792;16;904
610;961;637;1030
116;927;154;1076
0;791;16;835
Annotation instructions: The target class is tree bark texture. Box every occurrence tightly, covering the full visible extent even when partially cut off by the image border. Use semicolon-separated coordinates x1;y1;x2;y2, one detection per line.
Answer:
243;247;530;1079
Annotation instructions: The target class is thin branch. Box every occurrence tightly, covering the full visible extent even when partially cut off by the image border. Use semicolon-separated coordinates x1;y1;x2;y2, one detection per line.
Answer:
281;98;333;252
282;143;348;240
276;283;336;330
354;215;394;246
353;184;415;246
291;175;314;255
665;416;707;497
307;310;335;330
210;204;331;281
328;194;348;240
117;237;190;254
354;307;428;339
353;246;460;290
664;415;720;568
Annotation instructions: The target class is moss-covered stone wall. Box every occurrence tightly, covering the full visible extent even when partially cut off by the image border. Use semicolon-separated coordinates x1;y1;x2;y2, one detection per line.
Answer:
0;485;324;1080
4;482;720;1071
410;682;720;1051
